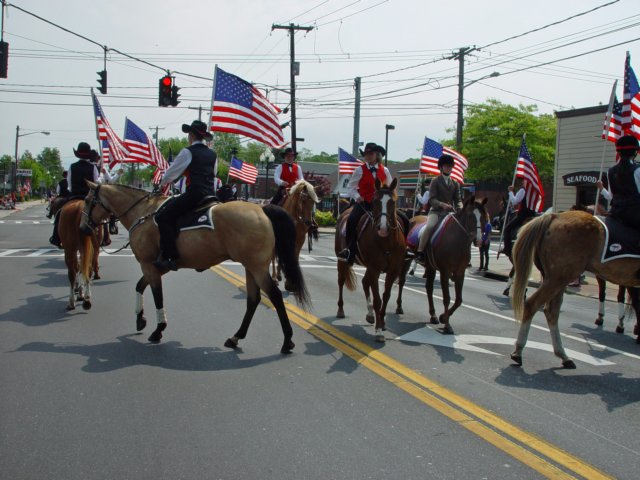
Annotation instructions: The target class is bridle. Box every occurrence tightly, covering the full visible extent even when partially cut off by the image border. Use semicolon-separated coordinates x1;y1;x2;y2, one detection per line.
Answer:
291;188;315;228
450;204;483;243
83;184;153;230
372;188;399;231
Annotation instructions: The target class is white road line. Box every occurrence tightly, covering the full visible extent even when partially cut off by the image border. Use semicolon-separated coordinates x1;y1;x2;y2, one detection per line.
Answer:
0;249;24;256
26;249;54;257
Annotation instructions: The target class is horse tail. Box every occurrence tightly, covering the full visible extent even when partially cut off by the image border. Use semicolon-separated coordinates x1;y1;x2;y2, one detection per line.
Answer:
343;263;357;291
511;213;555;320
262;204;311;309
80;231;94;283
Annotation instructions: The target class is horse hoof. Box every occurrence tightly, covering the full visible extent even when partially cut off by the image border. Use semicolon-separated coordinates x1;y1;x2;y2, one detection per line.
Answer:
429;316;439;324
136;314;147;332
438;314;446;324
594;317;604;326
374;332;385;343
396;307;404;315
66;304;75;311
365;315;375;325
442;325;454;335
93;273;101;280
224;338;239;349
148;323;167;343
281;339;295;354
336;311;345;319
82;300;92;310
615;326;624;334
562;359;577;369
502;288;510;297
510;353;523;366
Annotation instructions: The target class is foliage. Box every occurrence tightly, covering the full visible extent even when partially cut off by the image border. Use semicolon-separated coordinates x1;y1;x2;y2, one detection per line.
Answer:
304;172;332;198
298;149;338;163
157;137;188;161
315;210;336;227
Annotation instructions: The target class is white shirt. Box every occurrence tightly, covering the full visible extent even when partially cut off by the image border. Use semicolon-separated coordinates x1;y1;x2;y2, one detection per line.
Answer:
508;187;525;206
213;177;222;193
346;163;391;202
67;160;100;194
599;186;612;201
417;190;430;206
273;162;303;186
160;140;217;186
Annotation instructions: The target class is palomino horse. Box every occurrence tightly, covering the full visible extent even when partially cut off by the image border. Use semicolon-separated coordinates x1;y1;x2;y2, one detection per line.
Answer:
57;199;100;311
335;178;406;343
511;210;640;369
79;183;310;353
406;197;488;334
271;179;319;290
595;277;639;335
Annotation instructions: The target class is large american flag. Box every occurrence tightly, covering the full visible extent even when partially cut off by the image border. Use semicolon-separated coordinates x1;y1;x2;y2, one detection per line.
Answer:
92;91;129;167
338;147;363;174
622;52;640;138
420;137;468;184
210;66;285;148
228;156;258;184
516;138;544;213
602;96;623;143
123;118;167;169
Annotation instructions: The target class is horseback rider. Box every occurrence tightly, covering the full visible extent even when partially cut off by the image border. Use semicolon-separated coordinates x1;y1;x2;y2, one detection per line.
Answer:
49;143;100;248
46;170;70;219
153;120;217;271
416;154;462;262
607;134;640;230
501;180;536;258
271;147;303;206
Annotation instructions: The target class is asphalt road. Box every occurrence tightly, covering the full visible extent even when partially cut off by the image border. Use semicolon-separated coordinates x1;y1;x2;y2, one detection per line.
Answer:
1;203;639;480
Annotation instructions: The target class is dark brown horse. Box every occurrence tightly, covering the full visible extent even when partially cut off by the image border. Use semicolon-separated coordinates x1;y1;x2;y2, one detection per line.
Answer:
335;178;406;343
511;210;640;369
79;183;310;353
406;197;488;334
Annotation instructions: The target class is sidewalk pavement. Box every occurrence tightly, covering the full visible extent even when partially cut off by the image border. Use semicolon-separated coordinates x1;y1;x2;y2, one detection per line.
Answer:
316;226;615;304
0;199;46;219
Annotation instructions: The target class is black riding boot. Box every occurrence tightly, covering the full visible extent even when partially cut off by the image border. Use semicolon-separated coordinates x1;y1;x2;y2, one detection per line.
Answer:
49;212;62;248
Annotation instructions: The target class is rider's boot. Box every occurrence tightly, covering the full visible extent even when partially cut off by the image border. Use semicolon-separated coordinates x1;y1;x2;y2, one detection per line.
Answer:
49;212;62;248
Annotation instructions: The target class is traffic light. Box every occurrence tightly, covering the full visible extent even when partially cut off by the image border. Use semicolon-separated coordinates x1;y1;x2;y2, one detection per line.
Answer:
97;69;107;94
0;41;9;79
170;83;181;107
159;75;173;107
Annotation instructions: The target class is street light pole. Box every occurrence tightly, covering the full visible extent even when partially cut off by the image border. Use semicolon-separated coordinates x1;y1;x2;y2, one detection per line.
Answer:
13;125;51;194
384;124;395;166
456;71;499;151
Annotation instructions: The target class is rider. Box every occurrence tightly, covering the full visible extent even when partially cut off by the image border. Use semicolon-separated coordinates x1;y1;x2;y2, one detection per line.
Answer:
501;180;536;258
49;142;100;248
416;154;462;262
271;147;303;205
607;134;640;229
154;120;217;271
46;171;70;219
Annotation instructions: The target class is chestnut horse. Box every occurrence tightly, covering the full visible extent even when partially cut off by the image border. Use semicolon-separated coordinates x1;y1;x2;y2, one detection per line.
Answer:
56;199;99;311
406;197;488;334
335;178;406;343
595;277;639;335
271;179;319;290
511;210;640;369
79;183;310;353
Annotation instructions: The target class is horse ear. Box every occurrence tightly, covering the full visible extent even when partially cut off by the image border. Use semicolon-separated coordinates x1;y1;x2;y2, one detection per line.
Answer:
375;178;381;190
390;178;398;190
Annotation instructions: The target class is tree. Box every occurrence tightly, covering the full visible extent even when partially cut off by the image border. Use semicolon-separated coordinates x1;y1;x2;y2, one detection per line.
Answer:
37;147;63;187
157;137;188;161
451;98;556;181
239;141;267;166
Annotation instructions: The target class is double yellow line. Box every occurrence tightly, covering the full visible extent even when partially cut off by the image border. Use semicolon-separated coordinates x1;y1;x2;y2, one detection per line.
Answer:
212;265;613;480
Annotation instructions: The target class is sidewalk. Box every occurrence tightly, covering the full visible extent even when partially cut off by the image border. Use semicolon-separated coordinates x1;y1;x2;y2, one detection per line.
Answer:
0;199;45;219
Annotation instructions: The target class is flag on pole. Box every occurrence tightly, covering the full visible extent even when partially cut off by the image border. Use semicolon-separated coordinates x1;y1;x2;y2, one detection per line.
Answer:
123;118;168;170
419;137;468;184
622;52;640;138
338;147;363;174
516;138;544;213
92;92;129;166
602;96;623;143
210;66;285;148
228;156;258;184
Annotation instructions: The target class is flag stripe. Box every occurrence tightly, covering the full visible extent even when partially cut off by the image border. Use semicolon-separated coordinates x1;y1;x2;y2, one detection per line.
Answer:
516;138;544;213
228;157;258;184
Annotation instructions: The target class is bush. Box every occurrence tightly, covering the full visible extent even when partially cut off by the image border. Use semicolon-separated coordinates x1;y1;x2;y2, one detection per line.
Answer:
315;210;336;227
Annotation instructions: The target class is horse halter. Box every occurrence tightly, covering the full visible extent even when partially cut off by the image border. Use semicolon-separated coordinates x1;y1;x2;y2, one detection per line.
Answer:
83;184;151;229
293;188;314;227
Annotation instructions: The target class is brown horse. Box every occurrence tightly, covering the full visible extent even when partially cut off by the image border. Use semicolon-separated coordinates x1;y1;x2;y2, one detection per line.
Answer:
79;183;310;353
271;179;319;290
595;277;639;335
335;178;406;343
511;210;640;369
57;199;98;311
406;197;488;334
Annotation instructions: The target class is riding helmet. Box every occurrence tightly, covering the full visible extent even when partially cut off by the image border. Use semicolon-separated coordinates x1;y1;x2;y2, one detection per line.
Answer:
438;154;455;169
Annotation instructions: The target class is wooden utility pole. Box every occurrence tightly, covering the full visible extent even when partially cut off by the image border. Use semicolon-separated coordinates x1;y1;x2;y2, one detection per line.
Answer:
352;77;361;157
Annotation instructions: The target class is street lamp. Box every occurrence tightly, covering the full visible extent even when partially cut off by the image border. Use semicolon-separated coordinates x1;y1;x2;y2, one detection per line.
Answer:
384;124;395;166
13;125;50;193
456;71;499;151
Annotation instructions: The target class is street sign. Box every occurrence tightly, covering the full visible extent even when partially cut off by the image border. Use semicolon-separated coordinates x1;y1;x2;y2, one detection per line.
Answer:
16;169;32;177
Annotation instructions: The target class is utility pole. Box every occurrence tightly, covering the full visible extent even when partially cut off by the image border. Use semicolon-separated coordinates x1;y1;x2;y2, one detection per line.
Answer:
352;77;361;157
149;126;165;147
453;46;476;151
271;23;313;153
188;105;206;122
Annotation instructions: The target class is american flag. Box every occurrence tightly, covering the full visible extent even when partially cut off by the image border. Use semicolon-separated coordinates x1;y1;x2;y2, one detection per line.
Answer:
228;156;258;184
123;118;167;170
338;147;363;174
420;137;468;184
622;52;640;138
602;96;623;143
92;91;129;167
210;66;285;148
516;137;544;213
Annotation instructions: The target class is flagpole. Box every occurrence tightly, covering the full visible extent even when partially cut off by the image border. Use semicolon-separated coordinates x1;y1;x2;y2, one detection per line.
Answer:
413;170;422;213
91;89;103;171
596;79;618;208
207;65;218;148
497;133;525;258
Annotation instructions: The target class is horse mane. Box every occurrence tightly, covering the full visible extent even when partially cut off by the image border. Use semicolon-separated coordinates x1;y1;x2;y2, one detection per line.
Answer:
110;183;149;194
289;179;319;203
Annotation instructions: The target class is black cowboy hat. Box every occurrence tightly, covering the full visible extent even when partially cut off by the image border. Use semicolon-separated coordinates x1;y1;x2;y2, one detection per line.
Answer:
437;154;455;169
90;149;100;162
359;142;386;157
281;147;298;158
181;120;213;141
616;135;639;151
73;142;93;159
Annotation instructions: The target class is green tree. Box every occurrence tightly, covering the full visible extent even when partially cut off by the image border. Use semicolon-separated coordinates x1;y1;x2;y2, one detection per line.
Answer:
37;147;63;187
239;141;267;166
212;132;241;164
450;98;556;181
157;137;188;161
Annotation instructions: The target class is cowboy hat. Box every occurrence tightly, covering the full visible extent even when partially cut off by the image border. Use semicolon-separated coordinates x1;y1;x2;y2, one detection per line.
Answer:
359;142;386;157
281;147;298;158
181;120;213;141
73;142;93;159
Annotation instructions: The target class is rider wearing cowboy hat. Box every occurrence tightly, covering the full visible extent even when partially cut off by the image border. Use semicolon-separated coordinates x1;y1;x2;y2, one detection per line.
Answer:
49;142;100;248
416;154;462;262
271;147;304;205
154;120;217;271
608;134;640;230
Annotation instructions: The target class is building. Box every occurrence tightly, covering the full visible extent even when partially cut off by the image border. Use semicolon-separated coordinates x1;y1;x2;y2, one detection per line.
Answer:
553;105;616;212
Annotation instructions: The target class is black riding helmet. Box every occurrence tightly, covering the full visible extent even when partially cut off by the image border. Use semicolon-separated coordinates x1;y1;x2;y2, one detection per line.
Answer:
438;154;455;169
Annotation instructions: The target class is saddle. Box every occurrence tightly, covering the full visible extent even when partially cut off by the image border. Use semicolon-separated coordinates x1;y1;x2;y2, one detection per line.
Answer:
155;196;220;232
406;214;452;250
595;216;640;263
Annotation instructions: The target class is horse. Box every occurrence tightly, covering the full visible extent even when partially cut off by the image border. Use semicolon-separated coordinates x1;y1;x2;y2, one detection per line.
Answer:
57;199;99;311
271;179;319;291
511;210;640;369
335;178;406;343
79;183;310;353
595;277;639;335
405;197;488;334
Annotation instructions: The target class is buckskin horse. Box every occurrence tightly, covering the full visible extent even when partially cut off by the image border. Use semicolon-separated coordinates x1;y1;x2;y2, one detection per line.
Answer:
79;183;310;353
335;178;406;343
511;210;640;369
405;197;488;334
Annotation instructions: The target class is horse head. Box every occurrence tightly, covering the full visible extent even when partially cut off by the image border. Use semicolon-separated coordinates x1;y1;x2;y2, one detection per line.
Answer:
372;177;398;238
289;180;319;227
457;195;489;247
80;181;110;235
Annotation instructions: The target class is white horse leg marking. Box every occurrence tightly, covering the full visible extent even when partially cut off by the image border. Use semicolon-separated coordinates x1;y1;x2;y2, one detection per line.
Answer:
549;322;569;361
366;296;374;317
135;292;143;315
506;275;514;289
156;308;167;325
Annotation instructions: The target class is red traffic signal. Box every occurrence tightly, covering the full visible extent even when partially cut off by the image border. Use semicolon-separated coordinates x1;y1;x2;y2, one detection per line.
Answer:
161;76;172;87
159;75;173;107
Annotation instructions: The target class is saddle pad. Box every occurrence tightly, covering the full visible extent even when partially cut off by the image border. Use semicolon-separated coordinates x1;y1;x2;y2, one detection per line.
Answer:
154;198;217;232
596;215;640;263
407;223;426;249
430;214;453;247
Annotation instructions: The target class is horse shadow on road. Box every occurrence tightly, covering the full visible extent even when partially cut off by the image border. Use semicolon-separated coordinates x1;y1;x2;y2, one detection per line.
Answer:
13;334;285;373
0;293;82;326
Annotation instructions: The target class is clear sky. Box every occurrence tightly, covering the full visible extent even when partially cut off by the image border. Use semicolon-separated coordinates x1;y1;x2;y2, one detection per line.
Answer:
0;0;638;170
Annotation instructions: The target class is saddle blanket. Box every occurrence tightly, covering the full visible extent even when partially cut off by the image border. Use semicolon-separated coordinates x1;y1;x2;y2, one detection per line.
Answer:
406;214;453;250
154;198;217;232
595;215;640;263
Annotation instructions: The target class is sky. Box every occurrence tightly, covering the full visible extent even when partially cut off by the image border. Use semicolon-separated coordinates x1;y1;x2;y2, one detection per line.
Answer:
0;0;638;170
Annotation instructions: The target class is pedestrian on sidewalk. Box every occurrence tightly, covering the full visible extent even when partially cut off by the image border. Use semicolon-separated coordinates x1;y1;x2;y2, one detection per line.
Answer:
478;220;492;271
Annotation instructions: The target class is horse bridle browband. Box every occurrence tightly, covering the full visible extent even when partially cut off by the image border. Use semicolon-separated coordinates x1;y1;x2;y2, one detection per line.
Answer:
83;184;153;230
